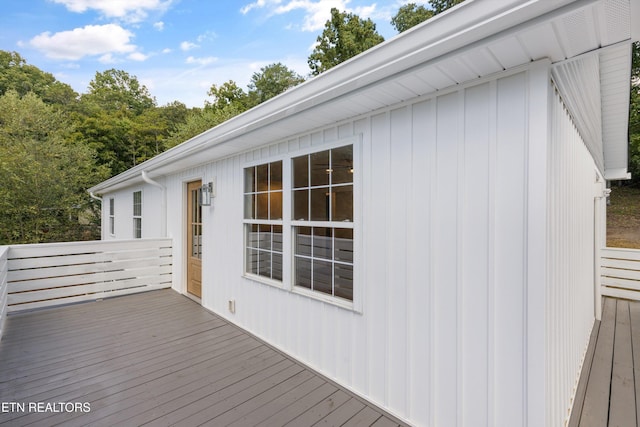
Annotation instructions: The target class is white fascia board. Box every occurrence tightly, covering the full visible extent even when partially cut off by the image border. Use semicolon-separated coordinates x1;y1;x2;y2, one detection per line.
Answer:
87;0;596;195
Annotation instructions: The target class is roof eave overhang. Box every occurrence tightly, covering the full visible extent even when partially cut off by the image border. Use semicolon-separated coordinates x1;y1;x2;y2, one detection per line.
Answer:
88;0;629;195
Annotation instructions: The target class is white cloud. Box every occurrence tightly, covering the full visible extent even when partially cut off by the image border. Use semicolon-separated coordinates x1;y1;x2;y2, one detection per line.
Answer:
180;41;199;51
186;56;218;66
162;48;172;54
128;52;149;61
29;24;137;60
50;0;173;23
240;0;381;32
99;53;116;63
153;21;165;31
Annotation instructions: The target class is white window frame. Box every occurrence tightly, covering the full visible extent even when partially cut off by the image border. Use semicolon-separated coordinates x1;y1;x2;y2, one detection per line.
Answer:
133;190;142;239
241;135;361;312
243;160;285;286
109;198;115;236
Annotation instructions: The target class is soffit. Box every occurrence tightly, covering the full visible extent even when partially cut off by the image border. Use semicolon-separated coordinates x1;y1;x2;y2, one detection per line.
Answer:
90;0;635;193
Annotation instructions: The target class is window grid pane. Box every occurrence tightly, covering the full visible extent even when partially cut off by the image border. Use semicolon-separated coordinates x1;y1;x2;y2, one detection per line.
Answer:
243;161;283;282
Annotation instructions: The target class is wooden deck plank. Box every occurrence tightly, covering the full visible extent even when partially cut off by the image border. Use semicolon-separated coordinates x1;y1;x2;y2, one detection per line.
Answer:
0;289;407;427
284;389;352;426
608;300;636;427
343;406;384;426
630;301;640;427
568;318;600;427
579;297;617;427
311;398;367;426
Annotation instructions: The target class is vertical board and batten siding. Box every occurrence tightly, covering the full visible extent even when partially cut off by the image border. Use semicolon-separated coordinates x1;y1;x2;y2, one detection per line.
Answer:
156;67;556;427
0;246;8;339
102;184;164;240
546;88;600;426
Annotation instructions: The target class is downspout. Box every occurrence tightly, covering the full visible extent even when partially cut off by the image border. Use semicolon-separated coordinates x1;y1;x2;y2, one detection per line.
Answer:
141;171;167;237
89;192;102;203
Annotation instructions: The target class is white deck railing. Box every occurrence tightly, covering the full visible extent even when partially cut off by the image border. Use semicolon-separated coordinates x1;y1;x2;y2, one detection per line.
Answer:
0;246;8;338
601;247;640;301
5;238;172;313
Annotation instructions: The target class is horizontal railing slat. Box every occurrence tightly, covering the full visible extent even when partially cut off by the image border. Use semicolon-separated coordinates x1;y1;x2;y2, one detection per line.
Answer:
8;238;171;259
6;239;173;312
7;284;171;313
601;247;640;302
8;247;172;270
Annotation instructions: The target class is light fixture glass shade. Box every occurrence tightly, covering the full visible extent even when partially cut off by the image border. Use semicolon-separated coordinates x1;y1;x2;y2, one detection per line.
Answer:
200;182;212;206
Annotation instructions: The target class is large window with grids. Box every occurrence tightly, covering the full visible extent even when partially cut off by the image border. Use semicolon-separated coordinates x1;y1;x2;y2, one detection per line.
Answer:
133;191;142;239
244;161;283;281
292;145;354;301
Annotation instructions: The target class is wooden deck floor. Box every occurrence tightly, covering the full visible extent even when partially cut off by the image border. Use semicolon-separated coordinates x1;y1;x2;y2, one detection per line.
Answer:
0;289;406;427
570;297;640;427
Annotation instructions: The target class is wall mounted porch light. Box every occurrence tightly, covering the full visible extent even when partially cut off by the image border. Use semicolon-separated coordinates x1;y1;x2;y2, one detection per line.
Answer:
199;181;214;206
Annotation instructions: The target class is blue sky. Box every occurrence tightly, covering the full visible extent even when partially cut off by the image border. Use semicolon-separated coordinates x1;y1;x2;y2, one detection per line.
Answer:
0;0;424;108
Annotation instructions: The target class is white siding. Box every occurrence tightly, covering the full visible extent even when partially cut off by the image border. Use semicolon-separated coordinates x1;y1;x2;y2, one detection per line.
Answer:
546;88;600;426
148;68;556;427
102;184;164;240
100;64;603;426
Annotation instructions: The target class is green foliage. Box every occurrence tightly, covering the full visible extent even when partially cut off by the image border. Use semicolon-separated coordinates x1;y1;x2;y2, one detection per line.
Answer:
628;42;640;185
0;50;78;105
428;0;466;14
0;91;108;244
83;69;156;114
248;63;305;104
207;80;249;111
391;3;434;33
165;104;244;148
308;8;385;76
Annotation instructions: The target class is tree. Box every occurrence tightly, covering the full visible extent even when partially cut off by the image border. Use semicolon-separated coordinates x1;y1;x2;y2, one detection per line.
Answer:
248;63;305;104
428;0;466;14
207;80;249;111
0;50;78;106
165;104;244;148
308;8;384;76
628;42;640;185
391;3;433;33
0;91;108;244
83;69;156;115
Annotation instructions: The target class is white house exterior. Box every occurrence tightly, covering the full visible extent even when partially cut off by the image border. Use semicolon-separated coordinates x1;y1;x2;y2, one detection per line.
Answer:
88;0;639;425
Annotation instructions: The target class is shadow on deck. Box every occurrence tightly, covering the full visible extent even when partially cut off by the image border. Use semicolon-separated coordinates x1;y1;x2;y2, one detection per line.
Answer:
0;289;406;427
570;297;640;427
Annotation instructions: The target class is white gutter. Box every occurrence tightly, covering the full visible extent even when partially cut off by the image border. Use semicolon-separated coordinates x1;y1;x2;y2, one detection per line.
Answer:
89;192;102;202
141;171;167;237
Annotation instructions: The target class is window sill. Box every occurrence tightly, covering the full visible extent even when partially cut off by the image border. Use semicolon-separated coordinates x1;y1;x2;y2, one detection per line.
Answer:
292;286;360;313
242;273;285;290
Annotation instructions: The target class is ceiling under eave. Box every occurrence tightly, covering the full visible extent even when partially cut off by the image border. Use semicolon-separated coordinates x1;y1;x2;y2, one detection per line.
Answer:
89;0;636;194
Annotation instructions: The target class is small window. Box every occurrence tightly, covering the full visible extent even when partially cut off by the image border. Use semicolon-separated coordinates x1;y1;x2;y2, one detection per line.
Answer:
244;161;283;281
292;145;354;301
133;191;142;239
109;198;115;235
